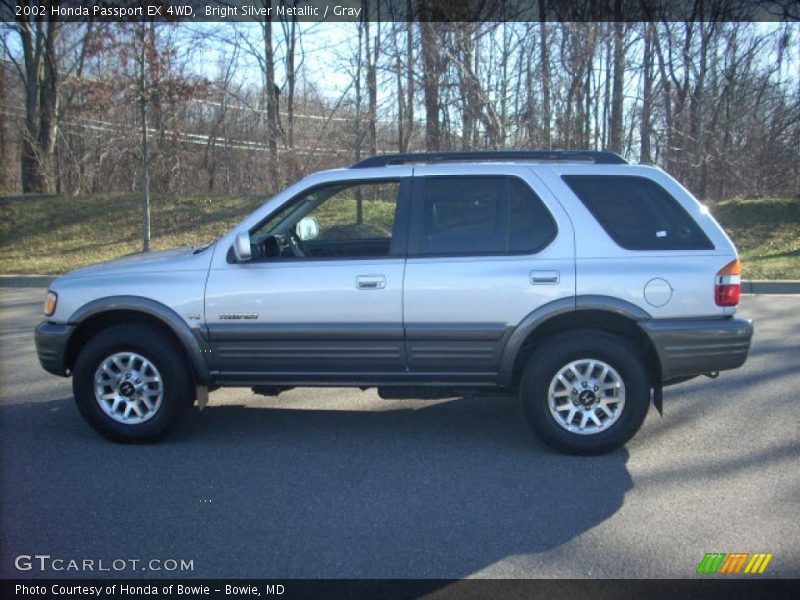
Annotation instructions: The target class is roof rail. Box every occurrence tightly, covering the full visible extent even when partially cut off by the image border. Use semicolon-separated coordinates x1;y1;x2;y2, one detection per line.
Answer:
351;150;628;168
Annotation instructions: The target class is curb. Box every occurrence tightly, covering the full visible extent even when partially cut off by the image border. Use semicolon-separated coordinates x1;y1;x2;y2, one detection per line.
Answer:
742;280;800;295
2;275;800;294
0;275;58;288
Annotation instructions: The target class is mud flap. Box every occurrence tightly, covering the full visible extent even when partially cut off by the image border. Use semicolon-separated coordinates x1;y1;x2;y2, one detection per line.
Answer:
653;384;663;416
196;385;209;410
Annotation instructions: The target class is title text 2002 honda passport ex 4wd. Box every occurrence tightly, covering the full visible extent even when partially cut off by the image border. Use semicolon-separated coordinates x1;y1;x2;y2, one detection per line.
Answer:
35;151;753;454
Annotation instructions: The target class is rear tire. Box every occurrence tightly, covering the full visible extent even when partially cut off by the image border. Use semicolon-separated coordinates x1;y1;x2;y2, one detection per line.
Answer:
519;331;650;455
72;325;191;442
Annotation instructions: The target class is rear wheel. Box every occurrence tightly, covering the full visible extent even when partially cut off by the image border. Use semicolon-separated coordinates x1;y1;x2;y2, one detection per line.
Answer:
519;331;650;455
72;325;191;442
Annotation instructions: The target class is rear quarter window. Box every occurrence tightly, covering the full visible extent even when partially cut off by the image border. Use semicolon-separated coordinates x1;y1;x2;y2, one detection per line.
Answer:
562;175;714;251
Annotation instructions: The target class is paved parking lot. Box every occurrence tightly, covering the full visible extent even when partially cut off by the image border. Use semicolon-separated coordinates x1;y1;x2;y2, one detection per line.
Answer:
1;287;798;578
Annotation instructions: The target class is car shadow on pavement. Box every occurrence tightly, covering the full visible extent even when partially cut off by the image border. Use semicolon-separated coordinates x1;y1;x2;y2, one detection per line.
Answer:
0;393;632;579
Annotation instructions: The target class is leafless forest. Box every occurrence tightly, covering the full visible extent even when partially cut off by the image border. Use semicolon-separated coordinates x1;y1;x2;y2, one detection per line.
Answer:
2;3;799;202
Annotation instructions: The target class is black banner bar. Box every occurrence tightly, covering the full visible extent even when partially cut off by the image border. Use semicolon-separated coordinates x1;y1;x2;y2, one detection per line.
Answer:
3;579;800;600
1;0;796;23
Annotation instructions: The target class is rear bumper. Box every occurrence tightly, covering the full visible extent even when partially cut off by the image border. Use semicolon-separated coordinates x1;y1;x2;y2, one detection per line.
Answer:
34;321;74;377
640;317;753;382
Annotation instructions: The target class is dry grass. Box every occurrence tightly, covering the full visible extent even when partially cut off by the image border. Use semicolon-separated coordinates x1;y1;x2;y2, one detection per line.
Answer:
0;193;263;274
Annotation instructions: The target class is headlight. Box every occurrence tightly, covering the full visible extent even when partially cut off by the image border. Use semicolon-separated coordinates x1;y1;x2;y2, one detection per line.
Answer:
44;291;58;316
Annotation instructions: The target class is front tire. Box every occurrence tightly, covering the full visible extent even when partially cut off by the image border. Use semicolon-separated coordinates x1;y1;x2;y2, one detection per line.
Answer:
519;331;650;455
72;325;191;442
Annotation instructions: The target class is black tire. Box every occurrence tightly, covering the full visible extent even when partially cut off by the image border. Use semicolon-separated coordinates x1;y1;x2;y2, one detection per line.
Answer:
72;324;192;442
519;331;650;455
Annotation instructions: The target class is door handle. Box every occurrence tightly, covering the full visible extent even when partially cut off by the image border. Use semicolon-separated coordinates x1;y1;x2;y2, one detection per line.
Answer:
356;275;386;290
530;270;560;285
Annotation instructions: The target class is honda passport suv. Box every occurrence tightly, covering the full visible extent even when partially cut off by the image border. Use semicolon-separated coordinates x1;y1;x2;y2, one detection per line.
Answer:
35;151;753;454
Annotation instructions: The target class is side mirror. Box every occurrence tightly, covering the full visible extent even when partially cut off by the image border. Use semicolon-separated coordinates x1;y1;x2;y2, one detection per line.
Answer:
296;216;319;241
233;231;252;262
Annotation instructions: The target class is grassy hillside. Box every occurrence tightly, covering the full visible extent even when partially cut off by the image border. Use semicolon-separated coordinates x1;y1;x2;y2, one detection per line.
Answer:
1;193;798;279
0;193;263;275
708;197;800;280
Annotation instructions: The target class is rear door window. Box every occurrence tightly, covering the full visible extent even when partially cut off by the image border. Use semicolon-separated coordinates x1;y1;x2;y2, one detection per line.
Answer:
562;175;714;250
415;176;557;255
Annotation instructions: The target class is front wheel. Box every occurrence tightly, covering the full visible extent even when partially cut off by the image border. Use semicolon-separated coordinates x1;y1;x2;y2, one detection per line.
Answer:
519;331;650;455
72;325;192;442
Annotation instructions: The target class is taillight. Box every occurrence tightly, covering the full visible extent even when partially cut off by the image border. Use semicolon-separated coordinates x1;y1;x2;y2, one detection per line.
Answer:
715;259;741;306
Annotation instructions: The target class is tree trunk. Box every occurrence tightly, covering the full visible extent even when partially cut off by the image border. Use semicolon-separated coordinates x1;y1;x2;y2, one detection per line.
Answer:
37;20;58;192
138;25;151;252
0;52;8;192
354;19;364;163
601;25;611;149
262;17;279;192
393;24;405;152
608;1;625;153
525;34;536;146
405;8;414;152
18;19;59;193
354;20;365;223
583;27;594;149
500;22;510;148
640;22;653;163
282;12;299;181
652;24;675;174
458;25;476;150
365;13;378;156
538;0;551;149
420;13;441;151
691;22;714;198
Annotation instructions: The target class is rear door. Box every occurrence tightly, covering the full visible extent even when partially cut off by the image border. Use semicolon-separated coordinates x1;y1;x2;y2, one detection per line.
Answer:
402;164;576;383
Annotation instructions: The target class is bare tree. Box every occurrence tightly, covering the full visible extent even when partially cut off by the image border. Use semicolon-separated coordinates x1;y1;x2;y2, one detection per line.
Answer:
221;7;281;191
419;4;442;151
279;3;301;182
1;17;797;202
3;12;60;192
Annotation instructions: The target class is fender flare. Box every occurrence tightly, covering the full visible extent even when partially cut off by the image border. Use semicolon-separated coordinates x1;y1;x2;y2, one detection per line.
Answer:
68;296;211;385
498;295;652;386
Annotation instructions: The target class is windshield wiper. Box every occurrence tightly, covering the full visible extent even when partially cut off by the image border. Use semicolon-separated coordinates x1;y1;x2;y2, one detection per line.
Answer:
193;242;214;254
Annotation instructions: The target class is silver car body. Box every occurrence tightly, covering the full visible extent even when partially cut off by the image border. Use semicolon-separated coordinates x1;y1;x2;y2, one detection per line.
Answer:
37;161;751;390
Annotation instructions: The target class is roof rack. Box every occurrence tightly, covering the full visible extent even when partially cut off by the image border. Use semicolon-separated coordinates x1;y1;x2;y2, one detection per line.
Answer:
351;150;628;169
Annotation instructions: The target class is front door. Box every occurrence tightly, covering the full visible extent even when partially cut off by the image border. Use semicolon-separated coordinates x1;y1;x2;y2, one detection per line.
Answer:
205;177;411;384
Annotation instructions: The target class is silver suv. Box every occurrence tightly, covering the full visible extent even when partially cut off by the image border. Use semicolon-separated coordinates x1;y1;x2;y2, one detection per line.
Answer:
35;151;753;454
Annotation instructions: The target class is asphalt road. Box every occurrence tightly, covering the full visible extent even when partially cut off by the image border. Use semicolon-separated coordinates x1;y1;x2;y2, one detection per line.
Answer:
1;287;798;579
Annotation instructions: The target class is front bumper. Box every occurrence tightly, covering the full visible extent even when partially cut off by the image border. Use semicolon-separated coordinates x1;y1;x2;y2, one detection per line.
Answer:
640;317;753;382
34;321;75;377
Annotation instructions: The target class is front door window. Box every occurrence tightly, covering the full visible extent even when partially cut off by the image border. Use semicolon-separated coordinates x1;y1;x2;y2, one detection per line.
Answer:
250;180;401;260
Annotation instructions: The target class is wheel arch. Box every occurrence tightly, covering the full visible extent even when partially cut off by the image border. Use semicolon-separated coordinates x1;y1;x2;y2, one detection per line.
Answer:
64;296;211;385
500;295;661;389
